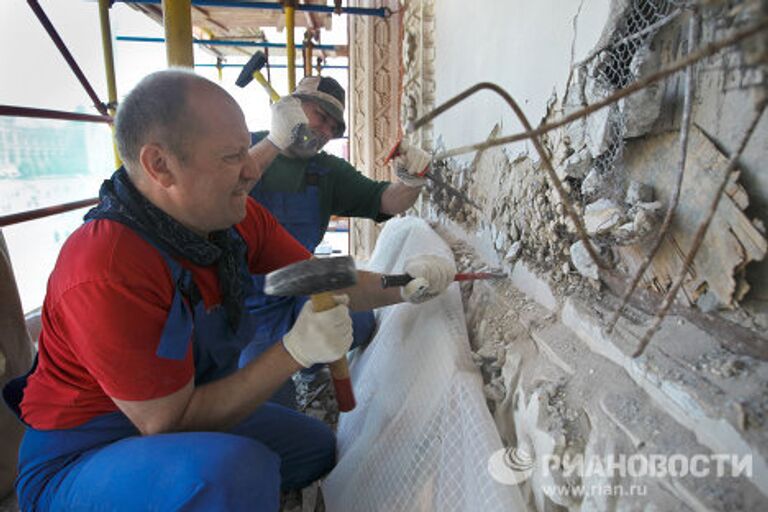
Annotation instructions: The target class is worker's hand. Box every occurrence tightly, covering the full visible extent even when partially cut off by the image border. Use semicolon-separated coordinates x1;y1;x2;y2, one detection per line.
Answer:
394;141;431;188
282;295;353;368
267;96;311;152
400;254;457;304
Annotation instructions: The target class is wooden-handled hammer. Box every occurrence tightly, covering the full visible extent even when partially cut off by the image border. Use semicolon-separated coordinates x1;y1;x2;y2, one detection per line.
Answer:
236;50;281;102
264;256;358;412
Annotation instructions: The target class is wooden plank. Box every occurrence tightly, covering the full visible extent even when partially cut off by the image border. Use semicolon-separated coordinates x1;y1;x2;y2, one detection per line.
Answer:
619;125;767;309
128;1;339;58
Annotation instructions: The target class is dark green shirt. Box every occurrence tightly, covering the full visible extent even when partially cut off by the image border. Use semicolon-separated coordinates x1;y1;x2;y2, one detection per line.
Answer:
252;131;392;234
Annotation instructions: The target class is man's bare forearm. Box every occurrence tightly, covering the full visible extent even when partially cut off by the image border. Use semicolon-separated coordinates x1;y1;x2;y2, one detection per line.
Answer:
114;342;302;435
380;182;422;215
249;137;281;170
177;342;302;432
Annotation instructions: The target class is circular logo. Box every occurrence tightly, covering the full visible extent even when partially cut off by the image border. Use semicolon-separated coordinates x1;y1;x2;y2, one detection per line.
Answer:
488;445;535;485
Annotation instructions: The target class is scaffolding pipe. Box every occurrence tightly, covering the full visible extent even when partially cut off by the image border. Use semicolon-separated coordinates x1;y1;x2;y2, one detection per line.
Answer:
113;0;389;17
162;0;194;67
98;0;121;167
284;0;297;92
0;198;99;228
0;105;112;124
116;35;337;51
26;0;109;117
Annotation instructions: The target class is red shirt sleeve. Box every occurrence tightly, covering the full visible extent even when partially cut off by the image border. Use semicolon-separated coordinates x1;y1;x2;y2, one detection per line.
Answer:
237;197;311;273
51;222;194;402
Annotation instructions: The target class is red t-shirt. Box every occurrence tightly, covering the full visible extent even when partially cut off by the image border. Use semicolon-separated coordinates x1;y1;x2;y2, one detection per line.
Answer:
21;198;310;430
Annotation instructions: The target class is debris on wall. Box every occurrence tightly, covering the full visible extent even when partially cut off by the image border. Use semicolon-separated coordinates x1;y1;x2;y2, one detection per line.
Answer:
440;222;768;510
421;0;767;325
620;125;767;310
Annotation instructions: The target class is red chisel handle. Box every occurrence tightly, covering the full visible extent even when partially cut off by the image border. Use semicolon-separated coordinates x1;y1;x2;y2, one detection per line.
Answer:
381;272;505;288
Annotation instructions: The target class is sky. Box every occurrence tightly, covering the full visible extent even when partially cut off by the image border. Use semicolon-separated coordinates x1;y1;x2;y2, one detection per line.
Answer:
0;0;349;132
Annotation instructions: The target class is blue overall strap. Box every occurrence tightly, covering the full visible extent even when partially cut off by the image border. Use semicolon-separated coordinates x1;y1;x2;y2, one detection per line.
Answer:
249;161;328;254
155;260;195;360
191;227;262;384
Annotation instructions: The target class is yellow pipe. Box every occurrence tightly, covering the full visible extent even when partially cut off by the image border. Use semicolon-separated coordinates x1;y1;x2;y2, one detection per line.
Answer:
98;0;121;167
162;0;194;68
284;1;296;92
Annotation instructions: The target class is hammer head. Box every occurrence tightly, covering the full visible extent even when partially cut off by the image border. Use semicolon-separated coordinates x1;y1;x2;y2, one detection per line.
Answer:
265;256;357;297
236;51;268;88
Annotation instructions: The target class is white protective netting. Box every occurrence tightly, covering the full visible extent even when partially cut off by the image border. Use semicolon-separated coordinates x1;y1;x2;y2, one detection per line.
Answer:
322;217;525;511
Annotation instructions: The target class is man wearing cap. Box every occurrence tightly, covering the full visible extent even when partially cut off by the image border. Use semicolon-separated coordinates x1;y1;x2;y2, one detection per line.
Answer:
239;76;430;400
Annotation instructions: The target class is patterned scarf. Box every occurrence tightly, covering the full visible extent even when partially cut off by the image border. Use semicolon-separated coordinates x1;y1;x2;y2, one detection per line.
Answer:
85;167;246;332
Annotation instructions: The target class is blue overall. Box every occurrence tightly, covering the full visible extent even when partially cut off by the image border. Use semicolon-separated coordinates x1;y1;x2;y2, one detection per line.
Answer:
3;227;335;512
240;160;376;392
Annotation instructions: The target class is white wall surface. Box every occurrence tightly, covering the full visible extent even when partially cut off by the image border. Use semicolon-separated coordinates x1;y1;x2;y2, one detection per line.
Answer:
433;0;613;160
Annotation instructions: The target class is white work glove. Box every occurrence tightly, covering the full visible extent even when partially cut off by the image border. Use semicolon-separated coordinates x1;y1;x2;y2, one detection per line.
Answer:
394;141;431;188
267;97;310;151
282;295;353;368
400;254;457;304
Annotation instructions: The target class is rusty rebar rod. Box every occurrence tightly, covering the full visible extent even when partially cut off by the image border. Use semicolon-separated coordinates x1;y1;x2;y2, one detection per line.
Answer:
631;100;767;358
409;82;607;269
426;16;767;161
608;10;699;333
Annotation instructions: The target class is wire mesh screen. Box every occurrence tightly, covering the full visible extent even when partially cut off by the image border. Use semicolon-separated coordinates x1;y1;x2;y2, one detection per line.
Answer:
597;0;681;89
584;0;684;187
322;218;525;511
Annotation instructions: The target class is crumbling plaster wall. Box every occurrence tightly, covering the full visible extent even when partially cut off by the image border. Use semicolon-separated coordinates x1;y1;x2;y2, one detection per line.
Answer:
432;0;613;157
429;0;768;303
401;0;768;510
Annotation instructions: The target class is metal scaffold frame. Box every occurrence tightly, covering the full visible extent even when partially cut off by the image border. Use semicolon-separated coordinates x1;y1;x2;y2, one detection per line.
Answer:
0;0;369;227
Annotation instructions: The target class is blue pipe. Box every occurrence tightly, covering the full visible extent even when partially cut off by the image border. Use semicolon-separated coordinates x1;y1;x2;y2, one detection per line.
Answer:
117;35;336;51
112;0;389;17
196;63;348;69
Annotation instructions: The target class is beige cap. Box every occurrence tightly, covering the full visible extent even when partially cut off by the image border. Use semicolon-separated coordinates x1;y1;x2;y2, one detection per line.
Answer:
292;76;346;138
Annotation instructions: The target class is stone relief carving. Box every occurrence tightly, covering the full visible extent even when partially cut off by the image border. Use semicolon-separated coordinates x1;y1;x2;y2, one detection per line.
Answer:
400;0;436;154
348;0;401;259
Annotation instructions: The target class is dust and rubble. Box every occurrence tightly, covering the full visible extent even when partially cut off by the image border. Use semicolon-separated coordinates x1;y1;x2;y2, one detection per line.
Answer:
278;370;338;512
434;221;768;509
